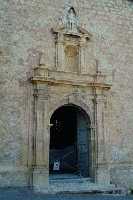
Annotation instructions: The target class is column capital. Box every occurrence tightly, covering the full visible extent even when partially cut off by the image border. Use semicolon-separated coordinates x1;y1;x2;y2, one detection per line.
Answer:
96;95;107;103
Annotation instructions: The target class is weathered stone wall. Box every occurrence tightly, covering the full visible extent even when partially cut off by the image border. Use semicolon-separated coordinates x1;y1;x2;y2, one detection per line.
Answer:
0;0;133;188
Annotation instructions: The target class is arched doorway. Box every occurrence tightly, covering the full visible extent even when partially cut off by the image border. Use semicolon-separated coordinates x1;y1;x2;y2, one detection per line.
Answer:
49;104;91;178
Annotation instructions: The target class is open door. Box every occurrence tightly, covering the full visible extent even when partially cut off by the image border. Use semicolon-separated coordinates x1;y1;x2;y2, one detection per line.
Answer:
50;104;91;177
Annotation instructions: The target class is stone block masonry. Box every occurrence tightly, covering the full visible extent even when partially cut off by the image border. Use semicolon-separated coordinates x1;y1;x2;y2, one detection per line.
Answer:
0;0;133;192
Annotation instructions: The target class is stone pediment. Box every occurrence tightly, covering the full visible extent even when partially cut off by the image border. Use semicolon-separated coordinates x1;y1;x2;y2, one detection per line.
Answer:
52;25;92;40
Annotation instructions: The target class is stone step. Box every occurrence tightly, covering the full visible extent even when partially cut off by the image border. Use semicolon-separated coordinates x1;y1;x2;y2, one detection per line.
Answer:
49;174;83;179
49;177;124;194
50;177;92;183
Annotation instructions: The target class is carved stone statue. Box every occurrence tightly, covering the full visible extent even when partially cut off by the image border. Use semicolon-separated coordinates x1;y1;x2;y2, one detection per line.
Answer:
66;8;77;32
59;7;78;33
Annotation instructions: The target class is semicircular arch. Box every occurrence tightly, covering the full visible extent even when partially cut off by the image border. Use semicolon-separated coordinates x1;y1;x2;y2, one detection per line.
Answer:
49;97;94;126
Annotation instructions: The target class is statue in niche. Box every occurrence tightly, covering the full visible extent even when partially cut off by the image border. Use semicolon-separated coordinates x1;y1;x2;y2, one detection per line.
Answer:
59;7;78;33
53;6;91;73
66;7;77;32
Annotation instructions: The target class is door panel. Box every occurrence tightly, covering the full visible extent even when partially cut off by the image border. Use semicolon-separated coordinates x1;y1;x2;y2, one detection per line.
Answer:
77;112;89;177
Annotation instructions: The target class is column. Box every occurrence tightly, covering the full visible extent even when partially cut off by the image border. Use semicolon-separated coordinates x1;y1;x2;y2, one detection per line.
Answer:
96;94;110;184
32;83;49;192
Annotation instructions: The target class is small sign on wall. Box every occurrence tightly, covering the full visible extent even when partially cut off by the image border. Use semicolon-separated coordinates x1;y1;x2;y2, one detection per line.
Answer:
53;160;60;171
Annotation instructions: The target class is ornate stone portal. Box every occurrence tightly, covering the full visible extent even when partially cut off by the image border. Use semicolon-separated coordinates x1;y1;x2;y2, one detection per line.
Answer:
30;7;112;192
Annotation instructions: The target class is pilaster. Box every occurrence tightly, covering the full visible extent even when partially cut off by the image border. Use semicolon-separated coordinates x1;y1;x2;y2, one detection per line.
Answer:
95;93;110;184
32;83;49;192
79;36;87;74
56;33;65;71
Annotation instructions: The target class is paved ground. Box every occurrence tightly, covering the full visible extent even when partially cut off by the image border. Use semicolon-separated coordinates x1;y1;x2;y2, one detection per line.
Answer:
0;188;132;200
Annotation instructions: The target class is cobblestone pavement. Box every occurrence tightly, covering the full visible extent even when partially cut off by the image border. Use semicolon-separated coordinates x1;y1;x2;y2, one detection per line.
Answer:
0;188;132;200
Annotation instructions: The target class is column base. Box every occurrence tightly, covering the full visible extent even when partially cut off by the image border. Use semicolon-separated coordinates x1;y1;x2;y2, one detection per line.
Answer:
32;167;49;193
96;164;110;185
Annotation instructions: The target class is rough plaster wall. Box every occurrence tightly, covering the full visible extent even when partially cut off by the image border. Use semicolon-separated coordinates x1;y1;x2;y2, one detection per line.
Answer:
0;0;133;186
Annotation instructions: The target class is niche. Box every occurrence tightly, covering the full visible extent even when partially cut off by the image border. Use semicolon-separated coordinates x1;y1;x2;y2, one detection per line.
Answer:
64;44;79;72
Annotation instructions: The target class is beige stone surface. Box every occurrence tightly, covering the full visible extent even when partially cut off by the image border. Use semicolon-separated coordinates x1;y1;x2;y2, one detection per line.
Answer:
0;0;133;191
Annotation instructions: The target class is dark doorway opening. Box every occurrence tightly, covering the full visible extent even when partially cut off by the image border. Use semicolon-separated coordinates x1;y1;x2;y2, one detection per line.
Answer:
49;104;91;177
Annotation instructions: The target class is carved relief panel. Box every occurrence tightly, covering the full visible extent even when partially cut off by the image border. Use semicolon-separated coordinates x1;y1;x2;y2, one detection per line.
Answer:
64;35;79;72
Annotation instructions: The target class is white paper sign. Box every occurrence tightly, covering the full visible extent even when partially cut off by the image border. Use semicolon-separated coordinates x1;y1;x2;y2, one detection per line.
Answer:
53;161;60;171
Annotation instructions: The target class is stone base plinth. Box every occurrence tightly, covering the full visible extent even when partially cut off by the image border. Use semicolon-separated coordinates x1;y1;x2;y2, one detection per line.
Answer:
32;168;49;193
96;165;110;184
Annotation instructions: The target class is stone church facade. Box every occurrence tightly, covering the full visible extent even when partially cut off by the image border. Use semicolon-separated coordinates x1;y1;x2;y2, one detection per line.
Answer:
0;0;133;193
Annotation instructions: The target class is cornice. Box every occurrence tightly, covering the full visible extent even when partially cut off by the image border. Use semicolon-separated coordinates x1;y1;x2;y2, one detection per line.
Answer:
30;68;112;90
